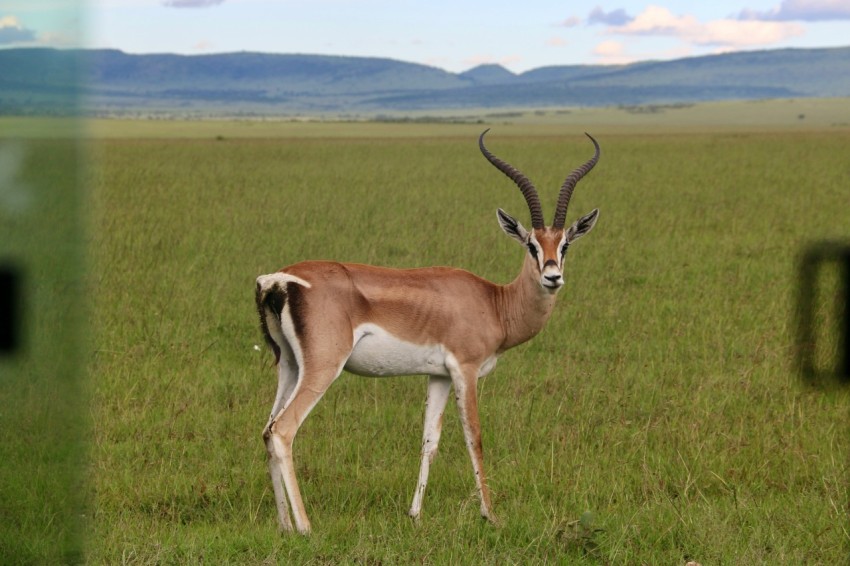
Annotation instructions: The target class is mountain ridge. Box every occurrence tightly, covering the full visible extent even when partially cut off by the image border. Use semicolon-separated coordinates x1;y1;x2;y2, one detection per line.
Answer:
1;45;848;115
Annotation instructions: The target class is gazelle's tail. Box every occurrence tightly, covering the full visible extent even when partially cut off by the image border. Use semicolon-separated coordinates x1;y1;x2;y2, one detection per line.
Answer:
255;272;311;365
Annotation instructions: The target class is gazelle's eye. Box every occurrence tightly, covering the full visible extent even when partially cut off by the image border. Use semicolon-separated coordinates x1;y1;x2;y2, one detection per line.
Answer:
527;243;538;258
561;243;569;256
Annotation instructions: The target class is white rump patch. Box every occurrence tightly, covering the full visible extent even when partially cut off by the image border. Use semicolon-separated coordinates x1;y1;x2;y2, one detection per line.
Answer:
256;272;312;290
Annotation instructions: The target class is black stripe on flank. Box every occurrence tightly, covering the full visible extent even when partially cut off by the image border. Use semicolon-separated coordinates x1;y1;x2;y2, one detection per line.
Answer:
256;280;285;365
286;282;308;340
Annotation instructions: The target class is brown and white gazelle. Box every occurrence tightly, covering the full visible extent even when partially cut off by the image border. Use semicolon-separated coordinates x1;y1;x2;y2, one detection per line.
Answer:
256;130;600;533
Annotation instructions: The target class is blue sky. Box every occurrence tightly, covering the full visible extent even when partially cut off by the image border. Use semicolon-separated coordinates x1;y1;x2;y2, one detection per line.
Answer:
2;0;850;73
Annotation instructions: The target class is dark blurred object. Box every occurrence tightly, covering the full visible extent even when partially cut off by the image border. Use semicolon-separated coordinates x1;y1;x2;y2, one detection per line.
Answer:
797;241;850;383
0;264;20;354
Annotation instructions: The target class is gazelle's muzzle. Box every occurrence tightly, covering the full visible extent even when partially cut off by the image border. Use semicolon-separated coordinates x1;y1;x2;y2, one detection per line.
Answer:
541;261;564;289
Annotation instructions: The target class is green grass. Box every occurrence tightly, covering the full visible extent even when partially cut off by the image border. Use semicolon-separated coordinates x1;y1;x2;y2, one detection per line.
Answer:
0;136;87;563
20;119;847;562
13;96;832;139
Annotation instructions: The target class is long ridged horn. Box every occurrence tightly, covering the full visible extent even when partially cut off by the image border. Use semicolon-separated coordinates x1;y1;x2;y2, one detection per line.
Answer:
479;129;544;229
552;133;600;229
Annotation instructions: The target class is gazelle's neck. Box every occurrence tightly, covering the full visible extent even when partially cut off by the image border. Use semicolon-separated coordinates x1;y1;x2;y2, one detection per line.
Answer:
497;255;559;351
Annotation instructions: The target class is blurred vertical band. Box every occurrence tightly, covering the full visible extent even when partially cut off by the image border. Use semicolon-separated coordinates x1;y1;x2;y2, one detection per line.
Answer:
0;266;20;353
796;241;850;383
0;3;87;563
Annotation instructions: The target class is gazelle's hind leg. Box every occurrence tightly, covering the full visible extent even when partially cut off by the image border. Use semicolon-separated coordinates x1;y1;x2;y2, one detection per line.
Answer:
409;375;452;520
448;358;495;522
264;344;299;531
267;362;342;534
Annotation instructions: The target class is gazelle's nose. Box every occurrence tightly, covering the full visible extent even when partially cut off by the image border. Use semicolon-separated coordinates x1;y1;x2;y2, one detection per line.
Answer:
543;272;563;288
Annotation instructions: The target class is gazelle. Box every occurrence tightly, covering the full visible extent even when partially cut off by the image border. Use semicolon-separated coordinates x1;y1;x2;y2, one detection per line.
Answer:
256;130;601;533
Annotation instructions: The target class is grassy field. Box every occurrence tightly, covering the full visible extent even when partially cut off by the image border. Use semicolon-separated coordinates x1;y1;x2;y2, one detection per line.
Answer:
0;133;87;563
76;96;850;138
4;107;849;562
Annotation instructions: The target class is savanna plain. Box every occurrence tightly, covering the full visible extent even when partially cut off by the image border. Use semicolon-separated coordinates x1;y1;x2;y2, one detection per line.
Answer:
8;102;850;563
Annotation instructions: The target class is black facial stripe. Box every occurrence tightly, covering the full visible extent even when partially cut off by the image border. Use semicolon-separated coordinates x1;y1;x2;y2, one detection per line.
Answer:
559;242;569;265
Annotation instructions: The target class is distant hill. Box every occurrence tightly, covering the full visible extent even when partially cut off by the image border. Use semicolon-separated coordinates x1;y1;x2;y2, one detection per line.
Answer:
1;45;849;115
459;64;517;85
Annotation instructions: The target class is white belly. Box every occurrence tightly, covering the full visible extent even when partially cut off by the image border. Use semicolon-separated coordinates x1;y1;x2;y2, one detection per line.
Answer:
343;324;499;378
344;324;450;377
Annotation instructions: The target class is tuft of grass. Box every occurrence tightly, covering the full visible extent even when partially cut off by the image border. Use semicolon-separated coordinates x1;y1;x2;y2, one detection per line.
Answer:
76;123;850;562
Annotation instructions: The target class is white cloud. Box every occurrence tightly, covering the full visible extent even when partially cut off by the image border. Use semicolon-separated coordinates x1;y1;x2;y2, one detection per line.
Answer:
591;40;695;66
0;15;36;44
545;37;569;47
697;19;804;46
608;5;804;48
611;5;699;35
739;0;850;22
39;31;77;47
163;0;225;8
592;40;633;65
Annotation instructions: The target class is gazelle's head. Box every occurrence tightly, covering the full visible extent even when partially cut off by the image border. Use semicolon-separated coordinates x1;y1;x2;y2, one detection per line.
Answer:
480;130;600;292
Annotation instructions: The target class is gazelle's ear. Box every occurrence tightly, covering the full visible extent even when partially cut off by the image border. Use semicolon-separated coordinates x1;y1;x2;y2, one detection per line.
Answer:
497;208;528;244
566;208;599;243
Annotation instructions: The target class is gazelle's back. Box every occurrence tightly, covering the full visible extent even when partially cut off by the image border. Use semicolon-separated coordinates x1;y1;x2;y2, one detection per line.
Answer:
281;260;506;359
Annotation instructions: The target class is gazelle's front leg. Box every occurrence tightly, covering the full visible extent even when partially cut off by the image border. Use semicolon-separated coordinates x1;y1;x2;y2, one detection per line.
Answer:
448;358;495;522
409;375;452;520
